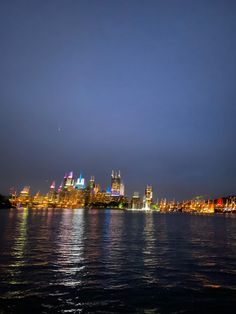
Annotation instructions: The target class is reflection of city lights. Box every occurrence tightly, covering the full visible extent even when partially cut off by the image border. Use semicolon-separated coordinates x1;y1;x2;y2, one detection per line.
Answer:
12;208;29;268
56;209;85;286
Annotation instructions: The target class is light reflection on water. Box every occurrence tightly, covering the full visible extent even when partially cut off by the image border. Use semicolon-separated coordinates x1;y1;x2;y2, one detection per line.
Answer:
0;209;236;313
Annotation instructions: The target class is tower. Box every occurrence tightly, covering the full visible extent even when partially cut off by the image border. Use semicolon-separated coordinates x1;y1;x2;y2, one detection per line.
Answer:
58;182;63;193
120;182;125;196
50;181;56;191
111;170;121;196
62;172;75;191
18;186;30;205
131;192;141;209
48;181;56;201
75;173;85;189
89;176;95;190
143;185;153;209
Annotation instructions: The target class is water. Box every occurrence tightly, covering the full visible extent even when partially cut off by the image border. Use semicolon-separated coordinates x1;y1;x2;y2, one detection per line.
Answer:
0;209;236;313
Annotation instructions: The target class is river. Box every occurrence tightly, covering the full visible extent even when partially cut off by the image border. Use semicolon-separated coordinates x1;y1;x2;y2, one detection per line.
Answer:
0;208;236;313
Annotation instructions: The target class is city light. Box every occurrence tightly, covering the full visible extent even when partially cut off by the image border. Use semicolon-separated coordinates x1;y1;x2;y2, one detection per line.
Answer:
8;170;236;213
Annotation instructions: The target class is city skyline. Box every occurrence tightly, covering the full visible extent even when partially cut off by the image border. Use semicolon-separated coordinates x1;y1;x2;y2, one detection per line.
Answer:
9;166;236;213
1;0;236;199
12;170;129;198
8;168;234;203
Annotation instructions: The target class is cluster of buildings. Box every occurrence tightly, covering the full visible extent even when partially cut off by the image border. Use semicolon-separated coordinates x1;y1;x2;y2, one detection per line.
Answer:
157;196;236;213
10;170;153;210
9;171;236;213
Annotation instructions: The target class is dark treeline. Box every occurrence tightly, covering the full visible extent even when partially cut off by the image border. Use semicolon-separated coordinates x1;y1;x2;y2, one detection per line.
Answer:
0;194;13;209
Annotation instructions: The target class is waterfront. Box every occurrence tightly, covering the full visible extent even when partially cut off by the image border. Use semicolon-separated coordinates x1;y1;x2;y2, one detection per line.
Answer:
9;171;236;213
0;209;236;313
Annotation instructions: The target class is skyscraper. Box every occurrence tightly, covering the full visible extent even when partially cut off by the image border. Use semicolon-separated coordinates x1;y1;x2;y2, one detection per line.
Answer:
131;192;141;209
74;173;85;189
18;186;30;204
48;181;56;202
143;185;153;209
63;172;74;189
111;170;121;196
89;176;95;190
120;182;125;196
50;181;56;191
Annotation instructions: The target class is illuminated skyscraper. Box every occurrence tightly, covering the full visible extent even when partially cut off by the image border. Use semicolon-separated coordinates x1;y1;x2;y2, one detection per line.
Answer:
143;185;153;209
131;191;141;209
89;176;95;190
50;181;56;191
18;186;30;204
75;173;85;189
20;186;30;196
111;170;121;196
66;171;74;187
48;181;56;201
94;183;100;194
58;182;63;193
62;172;74;188
63;173;68;187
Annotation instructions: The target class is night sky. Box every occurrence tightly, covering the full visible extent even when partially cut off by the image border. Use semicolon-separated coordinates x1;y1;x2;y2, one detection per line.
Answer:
1;0;236;200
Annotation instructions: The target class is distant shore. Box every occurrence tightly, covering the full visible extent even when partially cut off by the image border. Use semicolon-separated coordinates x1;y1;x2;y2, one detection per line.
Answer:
0;194;15;209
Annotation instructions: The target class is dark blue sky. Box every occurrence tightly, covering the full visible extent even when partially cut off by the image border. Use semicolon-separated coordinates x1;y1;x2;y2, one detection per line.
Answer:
1;0;236;200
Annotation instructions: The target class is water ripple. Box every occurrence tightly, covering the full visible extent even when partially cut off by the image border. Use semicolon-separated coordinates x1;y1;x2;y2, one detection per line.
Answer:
0;209;236;313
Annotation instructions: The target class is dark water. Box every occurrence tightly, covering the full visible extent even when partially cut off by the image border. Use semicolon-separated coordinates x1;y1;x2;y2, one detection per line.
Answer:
0;209;236;313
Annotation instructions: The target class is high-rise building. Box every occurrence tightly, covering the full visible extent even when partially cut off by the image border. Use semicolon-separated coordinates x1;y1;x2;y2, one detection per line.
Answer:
89;176;95;190
143;185;153;209
58;182;63;193
94;183;100;194
50;181;56;190
111;170;121;196
75;173;85;189
63;173;68;187
131;191;141;209
20;186;30;196
63;172;74;189
120;182;125;196
48;181;56;201
18;186;30;204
